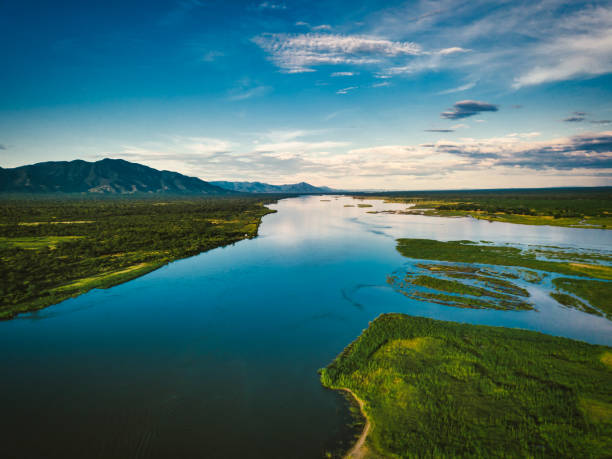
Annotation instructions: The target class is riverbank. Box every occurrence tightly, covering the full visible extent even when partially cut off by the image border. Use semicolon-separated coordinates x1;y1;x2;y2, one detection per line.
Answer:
321;314;612;458
0;196;277;319
353;187;612;230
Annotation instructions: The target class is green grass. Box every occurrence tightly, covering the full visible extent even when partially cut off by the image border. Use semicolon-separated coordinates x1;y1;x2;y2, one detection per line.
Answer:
552;278;612;318
396;239;612;280
0;196;276;319
320;314;612;458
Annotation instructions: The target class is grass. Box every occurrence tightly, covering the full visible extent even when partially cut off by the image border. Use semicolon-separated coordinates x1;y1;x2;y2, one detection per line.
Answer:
396;239;612;280
0;196;276;319
320;314;612;458
552;278;612;318
392;239;612;317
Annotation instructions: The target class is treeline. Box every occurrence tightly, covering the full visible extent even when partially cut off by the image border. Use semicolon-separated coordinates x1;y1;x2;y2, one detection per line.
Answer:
0;196;277;318
359;187;612;218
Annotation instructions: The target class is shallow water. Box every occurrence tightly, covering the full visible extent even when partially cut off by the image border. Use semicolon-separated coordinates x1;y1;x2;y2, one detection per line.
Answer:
1;195;611;458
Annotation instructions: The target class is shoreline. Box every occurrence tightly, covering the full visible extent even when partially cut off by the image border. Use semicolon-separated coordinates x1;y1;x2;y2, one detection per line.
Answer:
338;388;372;459
1;203;276;320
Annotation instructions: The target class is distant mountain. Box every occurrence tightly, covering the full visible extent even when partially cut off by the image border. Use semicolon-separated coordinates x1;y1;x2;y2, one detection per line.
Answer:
210;180;335;194
0;158;231;194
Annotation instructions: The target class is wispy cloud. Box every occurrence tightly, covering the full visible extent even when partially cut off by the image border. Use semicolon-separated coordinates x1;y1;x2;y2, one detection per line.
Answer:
424;129;454;133
331;71;355;77
441;100;498;120
160;0;204;26
563;111;587;122
257;2;286;10
437;81;476;95
227;79;271;101
336;86;357;95
252;33;422;73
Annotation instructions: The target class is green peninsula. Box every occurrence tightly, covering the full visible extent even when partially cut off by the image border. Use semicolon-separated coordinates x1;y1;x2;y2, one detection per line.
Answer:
321;314;612;458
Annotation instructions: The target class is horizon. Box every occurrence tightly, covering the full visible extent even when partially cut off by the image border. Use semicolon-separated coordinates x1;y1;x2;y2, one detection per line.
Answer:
1;0;612;189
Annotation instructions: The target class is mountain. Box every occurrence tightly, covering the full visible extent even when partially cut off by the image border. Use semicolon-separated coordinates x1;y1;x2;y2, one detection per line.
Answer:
0;158;231;194
210;180;335;194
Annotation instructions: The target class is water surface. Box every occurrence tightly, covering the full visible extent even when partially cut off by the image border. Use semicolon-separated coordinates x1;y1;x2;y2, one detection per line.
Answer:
1;196;611;458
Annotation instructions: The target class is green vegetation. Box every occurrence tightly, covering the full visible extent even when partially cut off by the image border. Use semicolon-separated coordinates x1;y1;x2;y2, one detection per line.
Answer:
356;187;612;229
396;239;612;280
321;314;612;458
0;196;276;319
387;263;533;311
392;239;612;317
552;278;612;318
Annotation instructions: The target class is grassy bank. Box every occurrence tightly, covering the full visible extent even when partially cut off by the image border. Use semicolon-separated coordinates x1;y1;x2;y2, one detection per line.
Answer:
321;314;612;458
0;196;276;319
355;187;612;229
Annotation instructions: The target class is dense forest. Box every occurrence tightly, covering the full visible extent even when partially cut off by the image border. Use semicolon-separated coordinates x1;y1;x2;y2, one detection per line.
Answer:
0;196;277;319
321;314;612;458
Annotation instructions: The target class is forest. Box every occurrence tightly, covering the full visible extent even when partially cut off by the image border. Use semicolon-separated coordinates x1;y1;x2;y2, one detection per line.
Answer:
0;196;277;319
321;314;612;458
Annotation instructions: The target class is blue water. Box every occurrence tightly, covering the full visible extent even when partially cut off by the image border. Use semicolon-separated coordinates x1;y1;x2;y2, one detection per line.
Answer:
1;195;611;458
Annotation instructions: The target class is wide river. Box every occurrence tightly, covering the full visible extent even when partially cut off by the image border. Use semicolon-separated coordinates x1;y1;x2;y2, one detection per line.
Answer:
1;196;611;458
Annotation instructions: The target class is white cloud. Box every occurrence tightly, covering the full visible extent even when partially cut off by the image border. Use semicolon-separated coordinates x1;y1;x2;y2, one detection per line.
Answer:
252;33;422;73
437;81;476;95
513;27;612;87
336;86;358;94
331;71;355;77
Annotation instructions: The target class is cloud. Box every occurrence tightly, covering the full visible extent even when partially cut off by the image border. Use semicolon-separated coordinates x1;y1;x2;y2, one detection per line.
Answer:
202;51;224;62
252;33;422;73
331;71;355;77
513;26;612;87
437;81;476;95
0;144;6;150
433;131;612;170
227;81;271;101
336;86;357;95
160;0;204;26
441;100;498;120
424;129;454;133
436;47;470;55
563;111;586;122
369;1;612;88
107;130;611;188
591;120;612;125
257;2;286;10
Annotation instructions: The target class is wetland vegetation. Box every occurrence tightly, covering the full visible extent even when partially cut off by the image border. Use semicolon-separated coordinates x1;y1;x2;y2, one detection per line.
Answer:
356;187;612;229
0;196;276;319
321;314;612;458
392;238;611;316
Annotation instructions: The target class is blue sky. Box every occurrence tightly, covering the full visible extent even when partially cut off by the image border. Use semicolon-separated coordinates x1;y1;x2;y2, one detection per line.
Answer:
1;0;611;189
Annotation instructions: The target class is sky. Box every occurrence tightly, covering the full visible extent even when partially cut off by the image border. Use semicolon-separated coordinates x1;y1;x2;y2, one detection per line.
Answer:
1;0;611;190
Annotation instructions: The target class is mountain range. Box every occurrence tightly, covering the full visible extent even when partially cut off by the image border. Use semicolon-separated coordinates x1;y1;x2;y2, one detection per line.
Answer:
0;159;333;195
210;180;334;194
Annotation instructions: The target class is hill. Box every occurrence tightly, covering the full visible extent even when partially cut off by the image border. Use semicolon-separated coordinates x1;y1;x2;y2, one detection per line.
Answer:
210;180;334;193
0;158;231;194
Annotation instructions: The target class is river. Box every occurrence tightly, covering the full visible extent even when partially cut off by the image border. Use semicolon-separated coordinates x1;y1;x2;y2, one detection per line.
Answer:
1;195;611;458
